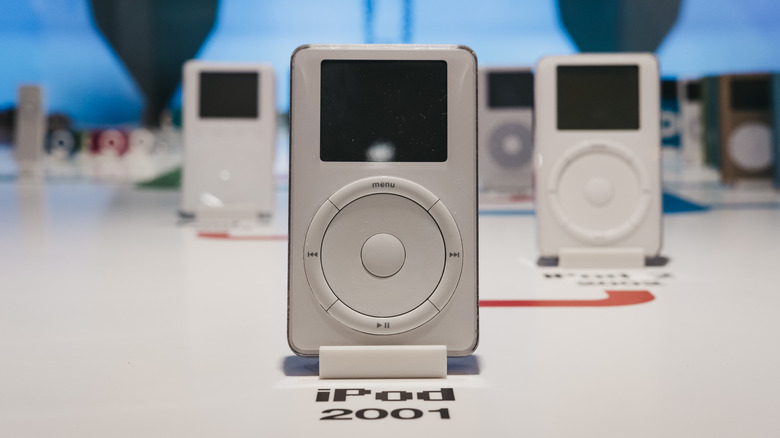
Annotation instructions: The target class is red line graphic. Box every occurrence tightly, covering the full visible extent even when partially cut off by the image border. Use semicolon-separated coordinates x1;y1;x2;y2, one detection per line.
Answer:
198;232;288;241
479;290;654;308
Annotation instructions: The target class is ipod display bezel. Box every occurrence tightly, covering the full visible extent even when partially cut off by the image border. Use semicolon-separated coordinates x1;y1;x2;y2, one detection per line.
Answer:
534;53;662;258
180;60;277;218
287;44;478;357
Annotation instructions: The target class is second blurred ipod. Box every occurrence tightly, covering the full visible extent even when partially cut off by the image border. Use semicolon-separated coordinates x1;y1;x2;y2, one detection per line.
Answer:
478;68;534;194
180;61;276;219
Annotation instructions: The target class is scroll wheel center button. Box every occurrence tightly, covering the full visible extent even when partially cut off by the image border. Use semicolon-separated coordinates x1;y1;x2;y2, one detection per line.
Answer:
361;233;406;278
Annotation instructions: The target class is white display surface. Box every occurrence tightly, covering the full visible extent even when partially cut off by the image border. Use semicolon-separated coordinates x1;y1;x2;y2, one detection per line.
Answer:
2;163;780;437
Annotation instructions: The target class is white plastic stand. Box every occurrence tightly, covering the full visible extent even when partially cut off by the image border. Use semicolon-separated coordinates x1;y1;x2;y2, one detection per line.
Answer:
319;345;447;379
559;247;645;269
194;207;262;221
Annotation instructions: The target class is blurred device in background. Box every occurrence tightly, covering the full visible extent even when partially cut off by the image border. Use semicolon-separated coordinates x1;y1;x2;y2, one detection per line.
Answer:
534;53;662;268
90;129;130;157
44;113;76;160
702;76;721;169
679;79;704;166
718;74;773;184
773;74;780;188
180;61;276;219
661;78;681;148
478;67;535;195
13;85;46;176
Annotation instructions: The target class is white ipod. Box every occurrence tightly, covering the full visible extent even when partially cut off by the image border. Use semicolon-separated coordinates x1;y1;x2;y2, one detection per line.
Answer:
287;44;478;357
679;79;704;166
534;53;662;258
14;85;46;174
180;61;276;218
478;67;534;194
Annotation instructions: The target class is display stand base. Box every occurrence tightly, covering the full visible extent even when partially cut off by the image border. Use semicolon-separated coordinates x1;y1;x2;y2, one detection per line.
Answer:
194;207;268;221
319;345;447;379
559;247;645;269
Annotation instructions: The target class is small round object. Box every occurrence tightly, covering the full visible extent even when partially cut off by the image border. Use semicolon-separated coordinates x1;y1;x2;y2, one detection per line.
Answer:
727;122;772;172
129;128;155;153
98;129;128;155
361;233;406;278
489;122;533;169
660;110;679;138
547;141;651;245
48;129;76;156
584;177;614;207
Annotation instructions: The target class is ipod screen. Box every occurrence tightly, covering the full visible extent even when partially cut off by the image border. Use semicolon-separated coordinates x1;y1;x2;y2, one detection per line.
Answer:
557;65;639;130
488;72;534;109
686;81;701;102
199;72;259;119
320;60;447;162
730;78;770;110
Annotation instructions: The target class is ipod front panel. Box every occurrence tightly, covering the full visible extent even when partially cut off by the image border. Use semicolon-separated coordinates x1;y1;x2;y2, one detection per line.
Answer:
679;79;704;166
14;85;46;166
478;67;534;193
718;74;773;183
661;78;681;148
534;54;662;257
288;45;478;357
773;74;780;188
181;61;276;216
702;76;722;168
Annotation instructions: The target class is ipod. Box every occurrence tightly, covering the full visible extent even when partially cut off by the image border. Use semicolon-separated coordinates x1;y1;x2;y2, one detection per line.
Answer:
772;74;780;188
534;53;662;258
660;78;681;148
129;128;156;155
14;85;46;173
90;129;129;156
180;61;276;218
679;79;704;166
46;129;77;160
478;67;534;193
287;45;478;357
718;74;773;183
701;76;721;168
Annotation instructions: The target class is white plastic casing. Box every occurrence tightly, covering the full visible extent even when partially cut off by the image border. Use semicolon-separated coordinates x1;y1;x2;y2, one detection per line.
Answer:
679;79;704;166
478;67;534;194
288;44;478;357
180;61;276;218
14;85;46;173
534;53;662;258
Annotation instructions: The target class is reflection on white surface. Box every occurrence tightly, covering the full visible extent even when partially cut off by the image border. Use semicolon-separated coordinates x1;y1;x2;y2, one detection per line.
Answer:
1;178;780;436
366;141;396;162
199;191;224;208
16;182;49;256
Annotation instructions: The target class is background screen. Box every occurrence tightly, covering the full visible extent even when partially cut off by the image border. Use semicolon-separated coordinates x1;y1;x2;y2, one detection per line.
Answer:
488;71;534;108
320;60;447;162
557;65;639;130
730;77;770;111
199;72;258;119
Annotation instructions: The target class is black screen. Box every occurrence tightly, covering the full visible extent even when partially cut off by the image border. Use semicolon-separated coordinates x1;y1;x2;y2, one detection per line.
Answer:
320;60;447;162
488;71;534;108
731;78;770;111
661;79;678;100
557;65;639;130
686;81;701;101
199;72;259;118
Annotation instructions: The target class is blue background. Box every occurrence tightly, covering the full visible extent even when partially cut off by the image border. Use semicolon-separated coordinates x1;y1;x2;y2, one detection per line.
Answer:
1;0;779;127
